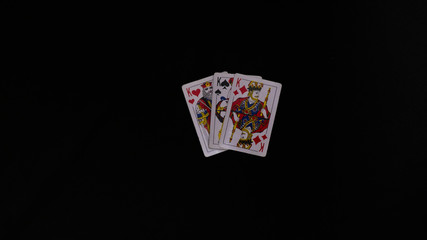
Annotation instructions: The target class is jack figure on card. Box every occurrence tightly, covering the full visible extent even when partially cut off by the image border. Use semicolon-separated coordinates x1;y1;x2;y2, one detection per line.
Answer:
229;81;271;149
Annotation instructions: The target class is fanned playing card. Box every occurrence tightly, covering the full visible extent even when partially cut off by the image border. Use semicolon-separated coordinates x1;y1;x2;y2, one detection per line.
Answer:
209;73;262;149
218;74;282;157
182;76;226;157
208;72;235;149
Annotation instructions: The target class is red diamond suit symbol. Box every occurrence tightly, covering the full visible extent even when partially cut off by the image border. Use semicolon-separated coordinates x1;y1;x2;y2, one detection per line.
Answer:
253;136;261;145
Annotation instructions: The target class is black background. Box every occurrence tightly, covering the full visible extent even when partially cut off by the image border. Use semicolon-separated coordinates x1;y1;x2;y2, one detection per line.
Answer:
2;2;427;239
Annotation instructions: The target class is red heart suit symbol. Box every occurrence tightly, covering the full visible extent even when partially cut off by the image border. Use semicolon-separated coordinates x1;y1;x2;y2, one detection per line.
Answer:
188;99;195;104
192;89;200;97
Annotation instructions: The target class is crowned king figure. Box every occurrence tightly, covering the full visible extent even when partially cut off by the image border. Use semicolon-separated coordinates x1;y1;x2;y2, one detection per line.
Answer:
196;81;213;133
229;81;271;149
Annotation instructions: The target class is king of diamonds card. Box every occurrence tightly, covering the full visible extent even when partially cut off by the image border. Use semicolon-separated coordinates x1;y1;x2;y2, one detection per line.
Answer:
219;74;281;157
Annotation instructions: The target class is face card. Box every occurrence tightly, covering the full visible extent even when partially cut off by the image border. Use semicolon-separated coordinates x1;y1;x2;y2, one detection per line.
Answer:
209;73;262;149
182;76;226;157
218;74;282;157
208;72;235;149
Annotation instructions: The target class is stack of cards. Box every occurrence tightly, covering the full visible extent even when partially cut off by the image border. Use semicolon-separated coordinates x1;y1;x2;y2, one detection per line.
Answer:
182;73;282;157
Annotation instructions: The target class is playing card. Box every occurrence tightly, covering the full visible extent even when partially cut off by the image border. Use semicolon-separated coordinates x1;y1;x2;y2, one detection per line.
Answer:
218;74;282;157
182;76;226;157
208;72;234;149
209;73;262;149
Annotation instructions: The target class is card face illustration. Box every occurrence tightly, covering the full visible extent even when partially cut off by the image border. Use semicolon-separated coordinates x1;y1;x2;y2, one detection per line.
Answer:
182;76;226;157
208;72;235;149
209;73;262;149
219;74;282;157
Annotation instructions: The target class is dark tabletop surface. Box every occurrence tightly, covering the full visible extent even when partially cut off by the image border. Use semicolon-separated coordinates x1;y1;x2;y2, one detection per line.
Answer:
3;2;427;239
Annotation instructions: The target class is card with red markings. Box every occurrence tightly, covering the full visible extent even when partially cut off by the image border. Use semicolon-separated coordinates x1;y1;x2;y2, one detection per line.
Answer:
182;75;226;157
183;73;282;157
218;74;282;157
209;73;263;150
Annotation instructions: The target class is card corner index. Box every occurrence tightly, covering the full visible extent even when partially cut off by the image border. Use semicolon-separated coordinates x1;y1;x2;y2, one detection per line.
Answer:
181;80;193;89
181;82;192;97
